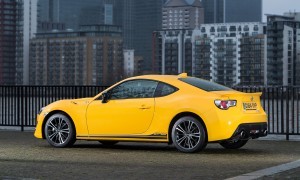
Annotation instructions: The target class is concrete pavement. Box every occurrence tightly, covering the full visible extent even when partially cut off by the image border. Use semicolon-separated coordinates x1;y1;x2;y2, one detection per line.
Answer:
0;131;300;179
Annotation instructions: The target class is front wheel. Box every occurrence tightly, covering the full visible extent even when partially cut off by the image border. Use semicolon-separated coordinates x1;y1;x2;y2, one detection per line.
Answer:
219;140;248;149
44;113;76;148
171;116;207;153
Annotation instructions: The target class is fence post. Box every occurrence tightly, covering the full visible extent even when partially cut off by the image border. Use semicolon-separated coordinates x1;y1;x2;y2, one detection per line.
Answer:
21;86;24;132
286;86;289;140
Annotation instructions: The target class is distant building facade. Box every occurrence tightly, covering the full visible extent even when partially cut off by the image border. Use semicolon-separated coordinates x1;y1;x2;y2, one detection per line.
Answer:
37;0;167;73
202;0;262;23
266;13;300;86
29;25;123;85
153;22;266;86
153;30;194;76
0;0;23;85
38;21;65;32
123;49;134;77
129;0;167;72
195;23;266;86
134;56;143;75
239;34;266;86
162;0;204;30
37;0;123;31
20;0;38;85
202;0;224;23
225;0;262;23
153;0;204;76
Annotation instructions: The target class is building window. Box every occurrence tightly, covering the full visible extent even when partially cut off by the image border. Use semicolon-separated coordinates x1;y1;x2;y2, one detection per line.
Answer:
253;25;259;31
229;26;236;31
243;26;249;31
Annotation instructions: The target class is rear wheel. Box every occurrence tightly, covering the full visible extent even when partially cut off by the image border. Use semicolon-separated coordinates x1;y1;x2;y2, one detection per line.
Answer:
171;116;206;153
219;140;248;149
99;141;118;146
44;113;76;148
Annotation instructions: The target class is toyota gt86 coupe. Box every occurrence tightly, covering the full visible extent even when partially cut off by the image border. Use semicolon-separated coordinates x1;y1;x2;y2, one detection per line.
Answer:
34;73;268;153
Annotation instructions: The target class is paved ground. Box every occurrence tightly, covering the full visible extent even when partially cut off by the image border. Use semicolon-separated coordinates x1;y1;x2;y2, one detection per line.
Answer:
0;131;300;179
260;167;300;179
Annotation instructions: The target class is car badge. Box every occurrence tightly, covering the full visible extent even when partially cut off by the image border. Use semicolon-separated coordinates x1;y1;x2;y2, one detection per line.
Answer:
250;96;254;102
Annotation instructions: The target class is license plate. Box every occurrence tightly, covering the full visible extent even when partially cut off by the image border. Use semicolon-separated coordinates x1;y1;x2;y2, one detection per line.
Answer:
243;102;257;110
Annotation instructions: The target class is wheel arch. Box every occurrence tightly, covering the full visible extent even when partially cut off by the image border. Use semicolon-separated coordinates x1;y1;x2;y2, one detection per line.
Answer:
42;110;76;139
168;112;208;144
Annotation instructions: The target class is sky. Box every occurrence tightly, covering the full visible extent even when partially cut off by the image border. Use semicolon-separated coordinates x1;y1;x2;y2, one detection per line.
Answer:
263;0;300;22
186;0;300;22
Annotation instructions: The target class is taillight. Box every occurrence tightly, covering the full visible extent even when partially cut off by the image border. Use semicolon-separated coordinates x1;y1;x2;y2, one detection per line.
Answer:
214;100;237;110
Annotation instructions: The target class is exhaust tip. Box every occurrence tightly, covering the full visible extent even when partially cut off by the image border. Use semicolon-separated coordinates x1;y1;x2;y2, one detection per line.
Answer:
240;130;246;139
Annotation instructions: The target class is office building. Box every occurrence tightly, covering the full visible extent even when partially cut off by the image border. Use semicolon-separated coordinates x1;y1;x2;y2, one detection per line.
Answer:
225;0;262;23
197;23;265;86
152;29;194;75
0;0;23;85
239;34;266;86
154;22;266;86
123;49;134;77
37;0;123;31
131;0;166;72
38;0;166;74
162;0;204;30
29;25;123;85
152;0;204;75
202;0;224;23
19;0;38;85
202;0;262;23
266;13;300;86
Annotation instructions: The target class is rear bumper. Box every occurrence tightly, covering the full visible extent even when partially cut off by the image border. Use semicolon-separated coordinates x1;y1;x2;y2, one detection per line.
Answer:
229;123;268;141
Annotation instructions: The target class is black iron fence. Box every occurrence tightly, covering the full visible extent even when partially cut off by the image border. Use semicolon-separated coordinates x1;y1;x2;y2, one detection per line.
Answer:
0;86;108;131
235;86;300;140
0;86;299;139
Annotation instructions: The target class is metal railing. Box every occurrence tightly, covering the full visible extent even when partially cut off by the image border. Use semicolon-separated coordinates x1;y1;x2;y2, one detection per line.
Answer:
0;86;108;131
234;86;300;140
0;86;299;140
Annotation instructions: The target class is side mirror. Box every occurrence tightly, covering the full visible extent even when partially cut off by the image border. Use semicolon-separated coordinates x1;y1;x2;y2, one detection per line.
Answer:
101;92;109;103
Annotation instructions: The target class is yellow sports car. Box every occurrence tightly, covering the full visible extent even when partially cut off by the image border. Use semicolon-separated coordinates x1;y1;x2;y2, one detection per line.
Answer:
34;73;267;153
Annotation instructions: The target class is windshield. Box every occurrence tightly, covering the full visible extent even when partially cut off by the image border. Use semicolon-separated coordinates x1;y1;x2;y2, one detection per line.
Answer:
179;77;232;92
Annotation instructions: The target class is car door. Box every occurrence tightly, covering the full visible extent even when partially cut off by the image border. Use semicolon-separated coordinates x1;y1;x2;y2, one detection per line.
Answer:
86;79;158;135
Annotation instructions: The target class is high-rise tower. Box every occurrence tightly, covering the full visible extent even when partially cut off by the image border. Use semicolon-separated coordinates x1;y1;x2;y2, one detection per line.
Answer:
201;0;262;23
0;0;23;85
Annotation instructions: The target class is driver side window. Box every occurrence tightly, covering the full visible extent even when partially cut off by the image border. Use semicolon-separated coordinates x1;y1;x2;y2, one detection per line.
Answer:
109;80;158;100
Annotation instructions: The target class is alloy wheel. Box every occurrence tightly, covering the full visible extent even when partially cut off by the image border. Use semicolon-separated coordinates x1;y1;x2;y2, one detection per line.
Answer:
172;116;206;153
45;114;75;147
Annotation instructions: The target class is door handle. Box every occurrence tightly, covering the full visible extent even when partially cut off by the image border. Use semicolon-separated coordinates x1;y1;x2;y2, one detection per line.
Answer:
139;105;151;110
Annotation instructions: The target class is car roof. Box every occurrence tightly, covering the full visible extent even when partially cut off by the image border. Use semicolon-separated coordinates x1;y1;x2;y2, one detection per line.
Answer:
127;74;183;84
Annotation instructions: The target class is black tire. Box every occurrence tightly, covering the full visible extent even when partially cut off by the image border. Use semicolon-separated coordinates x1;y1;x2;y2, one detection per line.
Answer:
99;141;118;146
219;140;248;149
171;116;207;153
44;113;76;148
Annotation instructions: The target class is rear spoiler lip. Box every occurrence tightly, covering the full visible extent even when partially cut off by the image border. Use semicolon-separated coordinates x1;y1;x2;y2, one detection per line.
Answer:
211;91;263;97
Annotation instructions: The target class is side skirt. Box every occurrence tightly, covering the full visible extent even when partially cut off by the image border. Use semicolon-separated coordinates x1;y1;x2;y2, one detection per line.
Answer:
76;134;168;143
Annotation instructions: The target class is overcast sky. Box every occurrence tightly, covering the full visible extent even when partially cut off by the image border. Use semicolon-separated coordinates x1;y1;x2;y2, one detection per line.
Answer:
188;0;300;22
263;0;300;22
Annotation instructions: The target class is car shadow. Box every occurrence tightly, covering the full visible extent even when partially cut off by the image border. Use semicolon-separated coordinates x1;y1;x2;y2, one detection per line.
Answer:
69;142;266;154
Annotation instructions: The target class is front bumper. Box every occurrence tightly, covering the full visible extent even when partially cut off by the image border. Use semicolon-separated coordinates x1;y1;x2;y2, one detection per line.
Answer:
229;123;268;141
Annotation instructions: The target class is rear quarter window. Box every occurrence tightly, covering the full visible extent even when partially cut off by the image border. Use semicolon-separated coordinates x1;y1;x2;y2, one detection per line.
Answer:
179;77;232;91
154;82;178;97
